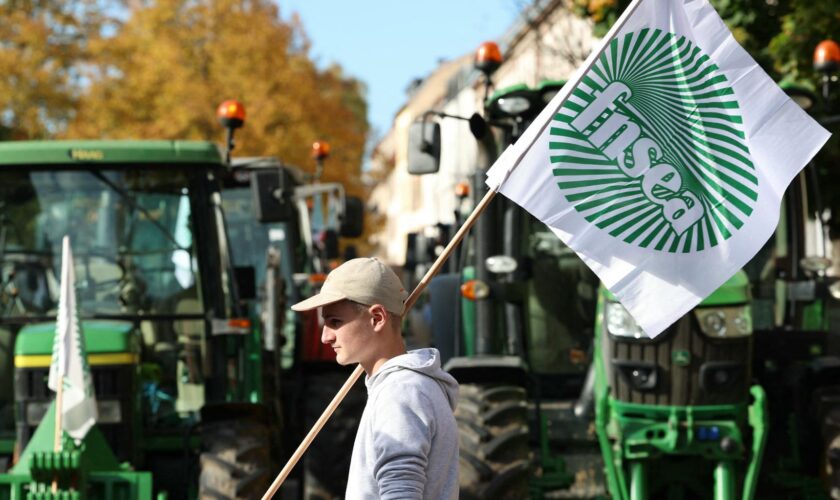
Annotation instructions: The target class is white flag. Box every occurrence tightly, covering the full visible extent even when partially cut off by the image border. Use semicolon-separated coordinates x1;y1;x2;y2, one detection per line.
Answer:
47;236;98;442
486;0;830;337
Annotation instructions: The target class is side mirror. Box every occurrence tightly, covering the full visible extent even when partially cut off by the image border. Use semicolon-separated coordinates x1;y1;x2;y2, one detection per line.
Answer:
251;169;295;223
407;120;441;175
339;196;364;238
469;113;488;140
234;265;257;301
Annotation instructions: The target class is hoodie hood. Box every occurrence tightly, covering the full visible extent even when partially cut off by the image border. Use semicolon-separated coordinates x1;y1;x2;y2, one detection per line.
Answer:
366;348;459;410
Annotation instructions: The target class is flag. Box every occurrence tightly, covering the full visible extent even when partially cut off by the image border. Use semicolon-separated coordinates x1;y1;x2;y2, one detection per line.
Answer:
486;0;830;337
47;236;98;442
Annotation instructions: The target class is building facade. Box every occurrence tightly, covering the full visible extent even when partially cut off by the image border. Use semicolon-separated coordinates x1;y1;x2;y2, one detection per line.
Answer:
369;0;596;265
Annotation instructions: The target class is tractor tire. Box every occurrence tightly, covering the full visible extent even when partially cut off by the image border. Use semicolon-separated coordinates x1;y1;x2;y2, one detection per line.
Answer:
822;409;840;499
457;383;532;500
303;371;366;500
199;419;272;500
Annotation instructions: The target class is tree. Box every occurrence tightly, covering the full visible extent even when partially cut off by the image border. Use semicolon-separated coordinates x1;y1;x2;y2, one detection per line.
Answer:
571;0;838;85
0;0;107;139
65;0;369;198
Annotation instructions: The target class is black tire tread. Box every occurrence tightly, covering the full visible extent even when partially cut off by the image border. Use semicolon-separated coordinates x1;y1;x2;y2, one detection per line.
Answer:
456;382;531;499
199;419;272;500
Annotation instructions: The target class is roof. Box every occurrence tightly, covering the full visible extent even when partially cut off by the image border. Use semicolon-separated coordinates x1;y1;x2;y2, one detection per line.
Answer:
0;140;224;166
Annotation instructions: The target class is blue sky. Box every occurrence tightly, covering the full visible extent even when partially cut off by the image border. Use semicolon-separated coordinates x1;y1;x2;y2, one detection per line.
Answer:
278;1;522;136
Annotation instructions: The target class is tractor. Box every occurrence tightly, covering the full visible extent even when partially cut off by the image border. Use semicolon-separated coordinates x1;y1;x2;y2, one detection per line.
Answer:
0;138;276;499
587;41;840;500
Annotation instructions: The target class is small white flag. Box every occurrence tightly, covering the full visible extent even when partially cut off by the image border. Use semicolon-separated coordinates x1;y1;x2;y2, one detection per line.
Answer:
47;236;98;442
486;0;830;337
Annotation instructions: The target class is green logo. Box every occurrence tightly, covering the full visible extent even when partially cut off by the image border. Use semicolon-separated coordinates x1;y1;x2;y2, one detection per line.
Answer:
550;29;757;253
672;350;691;367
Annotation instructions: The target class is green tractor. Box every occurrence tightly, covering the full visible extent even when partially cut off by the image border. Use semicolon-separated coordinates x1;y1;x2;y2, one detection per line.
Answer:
407;43;604;499
220;145;367;499
590;129;840;500
588;58;840;499
0;139;277;499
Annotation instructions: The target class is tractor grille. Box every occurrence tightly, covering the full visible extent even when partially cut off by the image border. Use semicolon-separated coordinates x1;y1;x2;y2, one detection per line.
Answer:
15;364;135;461
603;315;752;406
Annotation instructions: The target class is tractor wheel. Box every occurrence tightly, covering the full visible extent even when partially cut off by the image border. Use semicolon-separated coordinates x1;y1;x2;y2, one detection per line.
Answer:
822;409;840;499
457;383;532;499
199;419;272;499
303;371;366;500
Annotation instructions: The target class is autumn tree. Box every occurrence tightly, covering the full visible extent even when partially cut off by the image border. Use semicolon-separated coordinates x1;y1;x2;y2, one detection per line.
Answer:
571;0;838;85
0;0;107;139
66;0;369;198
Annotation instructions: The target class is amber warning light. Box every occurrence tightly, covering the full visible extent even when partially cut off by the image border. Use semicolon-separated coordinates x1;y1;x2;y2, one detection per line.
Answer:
475;41;502;75
312;140;331;160
814;40;840;74
217;100;246;129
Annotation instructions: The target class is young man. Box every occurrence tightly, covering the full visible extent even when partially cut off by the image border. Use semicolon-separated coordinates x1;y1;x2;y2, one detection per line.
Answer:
291;257;459;500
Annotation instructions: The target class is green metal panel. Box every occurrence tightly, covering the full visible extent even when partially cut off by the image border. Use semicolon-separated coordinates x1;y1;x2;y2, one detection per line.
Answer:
0;437;13;454
89;470;154;499
14;321;134;356
600;269;750;306
11;402;121;476
701;270;750;306
461;266;475;357
0;140;222;166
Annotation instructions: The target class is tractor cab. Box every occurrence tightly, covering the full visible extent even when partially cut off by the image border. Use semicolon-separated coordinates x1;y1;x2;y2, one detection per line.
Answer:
0;140;268;498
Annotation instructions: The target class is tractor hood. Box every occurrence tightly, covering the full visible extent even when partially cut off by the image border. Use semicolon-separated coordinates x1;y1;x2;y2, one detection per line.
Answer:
14;320;135;358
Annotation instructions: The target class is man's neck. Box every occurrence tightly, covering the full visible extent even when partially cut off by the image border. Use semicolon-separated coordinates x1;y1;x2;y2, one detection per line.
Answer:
364;339;407;376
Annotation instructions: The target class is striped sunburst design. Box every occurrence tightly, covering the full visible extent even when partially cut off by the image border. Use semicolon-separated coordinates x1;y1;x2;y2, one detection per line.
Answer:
551;28;757;253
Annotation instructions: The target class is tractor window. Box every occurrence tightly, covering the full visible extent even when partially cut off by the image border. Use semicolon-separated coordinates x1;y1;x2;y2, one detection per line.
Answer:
0;168;203;318
526;223;597;375
220;186;272;286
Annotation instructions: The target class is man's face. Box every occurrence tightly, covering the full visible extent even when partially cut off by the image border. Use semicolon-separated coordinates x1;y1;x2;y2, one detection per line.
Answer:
321;301;376;366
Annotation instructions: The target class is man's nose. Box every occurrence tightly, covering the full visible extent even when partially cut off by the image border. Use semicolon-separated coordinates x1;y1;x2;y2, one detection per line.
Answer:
321;327;335;344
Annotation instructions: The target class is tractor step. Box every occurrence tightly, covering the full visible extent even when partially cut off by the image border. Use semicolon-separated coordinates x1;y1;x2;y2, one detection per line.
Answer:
530;400;606;499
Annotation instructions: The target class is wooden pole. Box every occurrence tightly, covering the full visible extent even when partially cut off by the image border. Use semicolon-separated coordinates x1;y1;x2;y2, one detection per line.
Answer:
261;189;499;500
52;374;63;493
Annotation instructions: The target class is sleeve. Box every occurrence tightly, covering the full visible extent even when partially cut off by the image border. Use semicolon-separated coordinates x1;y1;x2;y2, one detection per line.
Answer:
371;380;437;500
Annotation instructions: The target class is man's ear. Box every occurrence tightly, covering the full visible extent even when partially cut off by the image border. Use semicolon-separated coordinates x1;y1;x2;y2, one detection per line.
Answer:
369;304;388;332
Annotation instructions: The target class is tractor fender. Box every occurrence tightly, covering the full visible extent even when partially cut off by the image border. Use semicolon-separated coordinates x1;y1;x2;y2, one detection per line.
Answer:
444;355;531;394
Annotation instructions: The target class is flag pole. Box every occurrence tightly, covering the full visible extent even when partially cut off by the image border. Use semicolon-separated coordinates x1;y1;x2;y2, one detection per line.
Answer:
53;375;64;451
52;374;63;493
261;2;649;497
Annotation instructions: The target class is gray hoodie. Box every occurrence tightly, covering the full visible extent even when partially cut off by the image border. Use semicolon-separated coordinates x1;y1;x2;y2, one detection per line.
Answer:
345;348;459;500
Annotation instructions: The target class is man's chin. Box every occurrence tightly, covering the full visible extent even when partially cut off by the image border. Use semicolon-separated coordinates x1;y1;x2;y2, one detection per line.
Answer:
335;354;352;365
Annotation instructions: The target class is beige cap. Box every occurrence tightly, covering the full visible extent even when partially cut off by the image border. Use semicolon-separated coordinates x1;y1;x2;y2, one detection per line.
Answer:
291;258;408;315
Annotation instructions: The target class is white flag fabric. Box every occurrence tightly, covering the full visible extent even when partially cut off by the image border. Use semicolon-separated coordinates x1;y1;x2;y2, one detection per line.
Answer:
486;0;830;337
47;236;98;442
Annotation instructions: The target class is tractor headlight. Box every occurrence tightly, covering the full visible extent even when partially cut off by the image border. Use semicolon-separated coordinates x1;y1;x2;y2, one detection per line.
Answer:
694;306;752;338
497;96;531;115
486;255;518;274
605;302;645;339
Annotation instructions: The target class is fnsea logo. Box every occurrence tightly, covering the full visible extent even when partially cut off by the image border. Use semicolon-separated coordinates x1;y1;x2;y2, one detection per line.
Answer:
550;29;757;254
